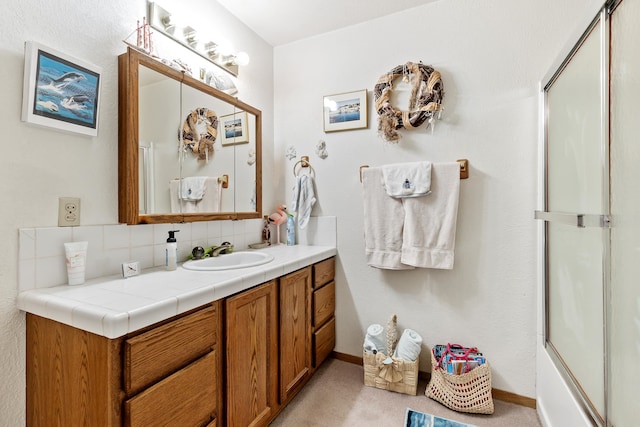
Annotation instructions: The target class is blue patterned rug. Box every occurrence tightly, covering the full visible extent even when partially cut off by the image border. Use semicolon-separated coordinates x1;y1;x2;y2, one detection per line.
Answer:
404;408;477;427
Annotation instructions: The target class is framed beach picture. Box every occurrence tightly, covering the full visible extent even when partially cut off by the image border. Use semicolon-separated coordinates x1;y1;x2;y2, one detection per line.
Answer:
21;41;101;136
323;89;368;132
220;111;249;145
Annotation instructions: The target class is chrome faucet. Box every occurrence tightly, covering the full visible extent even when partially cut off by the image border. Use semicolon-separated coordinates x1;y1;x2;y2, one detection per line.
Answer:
211;241;233;257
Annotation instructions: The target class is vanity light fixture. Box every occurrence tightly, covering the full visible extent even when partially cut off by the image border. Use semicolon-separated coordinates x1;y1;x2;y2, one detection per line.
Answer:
147;1;249;76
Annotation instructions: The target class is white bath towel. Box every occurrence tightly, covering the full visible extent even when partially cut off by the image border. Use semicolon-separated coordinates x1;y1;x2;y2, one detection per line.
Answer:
170;177;221;213
382;161;432;198
400;162;460;269
362;167;415;270
291;174;317;229
179;176;208;200
393;329;423;361
364;324;387;354
362;163;460;270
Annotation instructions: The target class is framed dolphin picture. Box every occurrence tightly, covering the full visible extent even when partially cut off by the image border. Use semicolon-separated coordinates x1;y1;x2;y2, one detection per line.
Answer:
21;41;102;136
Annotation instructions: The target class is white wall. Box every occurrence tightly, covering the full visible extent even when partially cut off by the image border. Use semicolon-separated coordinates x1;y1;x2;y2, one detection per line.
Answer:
0;0;273;424
274;0;592;399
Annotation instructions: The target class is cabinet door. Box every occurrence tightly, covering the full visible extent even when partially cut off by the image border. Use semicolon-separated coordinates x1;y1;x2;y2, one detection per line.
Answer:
26;314;123;427
225;280;278;427
279;267;312;403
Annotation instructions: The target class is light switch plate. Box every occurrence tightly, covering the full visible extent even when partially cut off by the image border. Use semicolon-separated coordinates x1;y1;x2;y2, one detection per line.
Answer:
122;261;140;278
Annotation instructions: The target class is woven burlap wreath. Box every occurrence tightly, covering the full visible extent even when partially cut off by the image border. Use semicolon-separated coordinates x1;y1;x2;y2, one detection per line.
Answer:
374;62;444;142
182;107;218;160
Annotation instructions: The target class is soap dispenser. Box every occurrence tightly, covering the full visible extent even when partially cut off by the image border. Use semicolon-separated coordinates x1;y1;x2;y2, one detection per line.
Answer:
165;230;180;271
286;214;295;246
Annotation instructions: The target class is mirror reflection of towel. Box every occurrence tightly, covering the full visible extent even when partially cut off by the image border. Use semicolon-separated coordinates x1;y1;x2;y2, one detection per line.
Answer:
179;176;208;200
169;177;220;213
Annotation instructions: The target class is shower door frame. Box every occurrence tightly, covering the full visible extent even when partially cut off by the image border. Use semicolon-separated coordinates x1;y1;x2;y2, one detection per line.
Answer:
538;3;616;426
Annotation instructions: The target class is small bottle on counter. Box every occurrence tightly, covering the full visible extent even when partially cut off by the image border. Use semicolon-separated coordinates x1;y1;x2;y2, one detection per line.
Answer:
286;214;295;246
165;230;180;270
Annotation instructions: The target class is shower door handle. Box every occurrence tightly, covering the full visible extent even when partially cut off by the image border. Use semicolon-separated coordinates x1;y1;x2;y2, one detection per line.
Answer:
534;211;611;228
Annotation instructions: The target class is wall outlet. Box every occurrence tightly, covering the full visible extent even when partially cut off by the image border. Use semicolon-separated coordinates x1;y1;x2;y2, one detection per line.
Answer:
58;197;81;227
122;261;140;278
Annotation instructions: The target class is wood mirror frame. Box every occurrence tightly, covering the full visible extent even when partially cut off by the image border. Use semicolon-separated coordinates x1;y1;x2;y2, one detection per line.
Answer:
118;47;262;224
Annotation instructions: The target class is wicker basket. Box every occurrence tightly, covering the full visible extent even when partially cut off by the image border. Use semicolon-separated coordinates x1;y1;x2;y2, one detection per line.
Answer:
363;351;419;396
425;350;494;414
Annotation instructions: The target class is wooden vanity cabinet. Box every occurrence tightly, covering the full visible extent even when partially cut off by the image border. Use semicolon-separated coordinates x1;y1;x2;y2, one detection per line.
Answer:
25;257;336;427
224;258;336;426
26;302;223;427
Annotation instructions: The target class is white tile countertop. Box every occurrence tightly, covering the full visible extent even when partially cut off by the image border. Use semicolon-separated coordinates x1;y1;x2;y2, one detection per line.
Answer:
17;245;336;339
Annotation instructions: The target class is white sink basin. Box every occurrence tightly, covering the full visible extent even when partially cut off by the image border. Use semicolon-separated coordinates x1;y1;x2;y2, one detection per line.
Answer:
182;251;274;271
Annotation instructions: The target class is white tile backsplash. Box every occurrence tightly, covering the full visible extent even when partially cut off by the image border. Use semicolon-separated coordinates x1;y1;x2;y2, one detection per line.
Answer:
18;259;36;292
104;224;129;249
130;224;153;247
19;229;36;260
18;216;336;291
36;227;72;257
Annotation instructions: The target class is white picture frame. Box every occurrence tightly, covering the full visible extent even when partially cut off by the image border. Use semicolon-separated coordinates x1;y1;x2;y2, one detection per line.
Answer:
220;111;249;146
22;41;102;136
323;89;368;132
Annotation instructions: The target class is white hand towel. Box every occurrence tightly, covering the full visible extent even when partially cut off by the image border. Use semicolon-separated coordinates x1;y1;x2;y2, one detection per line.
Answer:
179;176;208;200
170;179;197;213
364;324;387;354
393;329;423;361
169;177;220;213
291;174;317;229
382;161;432;198
361;167;415;270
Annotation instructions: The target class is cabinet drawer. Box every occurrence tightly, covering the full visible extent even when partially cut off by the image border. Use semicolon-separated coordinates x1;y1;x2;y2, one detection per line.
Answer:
313;280;335;328
125;351;217;427
313;257;335;289
313;316;335;367
124;304;217;395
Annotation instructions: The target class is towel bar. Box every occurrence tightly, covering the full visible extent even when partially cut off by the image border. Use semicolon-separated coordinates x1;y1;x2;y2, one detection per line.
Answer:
359;159;469;182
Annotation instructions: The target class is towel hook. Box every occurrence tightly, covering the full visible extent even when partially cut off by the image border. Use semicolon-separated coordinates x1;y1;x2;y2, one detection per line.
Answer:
293;155;315;177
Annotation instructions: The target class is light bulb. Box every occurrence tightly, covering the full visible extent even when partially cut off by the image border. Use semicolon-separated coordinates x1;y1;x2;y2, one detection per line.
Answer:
234;51;250;66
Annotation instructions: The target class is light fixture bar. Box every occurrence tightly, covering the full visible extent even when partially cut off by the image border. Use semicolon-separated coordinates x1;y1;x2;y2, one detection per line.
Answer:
147;1;240;76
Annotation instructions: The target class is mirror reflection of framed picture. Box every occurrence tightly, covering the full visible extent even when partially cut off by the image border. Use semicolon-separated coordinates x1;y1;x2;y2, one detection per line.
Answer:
21;41;101;136
220;111;249;145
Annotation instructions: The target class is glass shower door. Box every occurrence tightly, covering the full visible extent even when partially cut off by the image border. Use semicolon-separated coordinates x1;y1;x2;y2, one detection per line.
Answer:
609;0;640;424
540;12;608;424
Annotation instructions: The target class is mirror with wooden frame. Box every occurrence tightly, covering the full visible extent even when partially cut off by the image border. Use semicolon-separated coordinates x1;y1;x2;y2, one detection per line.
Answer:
118;47;262;224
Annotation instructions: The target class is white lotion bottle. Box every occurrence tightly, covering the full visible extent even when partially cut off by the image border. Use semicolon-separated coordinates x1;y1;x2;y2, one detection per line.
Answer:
165;230;180;270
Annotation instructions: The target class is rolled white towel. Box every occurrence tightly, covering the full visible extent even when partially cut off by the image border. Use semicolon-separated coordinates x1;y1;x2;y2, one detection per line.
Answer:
393;329;423;361
363;337;377;354
364;324;386;354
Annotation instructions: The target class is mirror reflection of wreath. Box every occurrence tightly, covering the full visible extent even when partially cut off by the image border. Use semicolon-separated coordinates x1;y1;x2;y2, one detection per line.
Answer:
374;61;444;142
182;108;218;160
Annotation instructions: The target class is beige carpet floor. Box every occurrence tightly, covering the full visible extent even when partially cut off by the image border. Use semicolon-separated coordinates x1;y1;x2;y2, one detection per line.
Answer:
270;358;542;427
